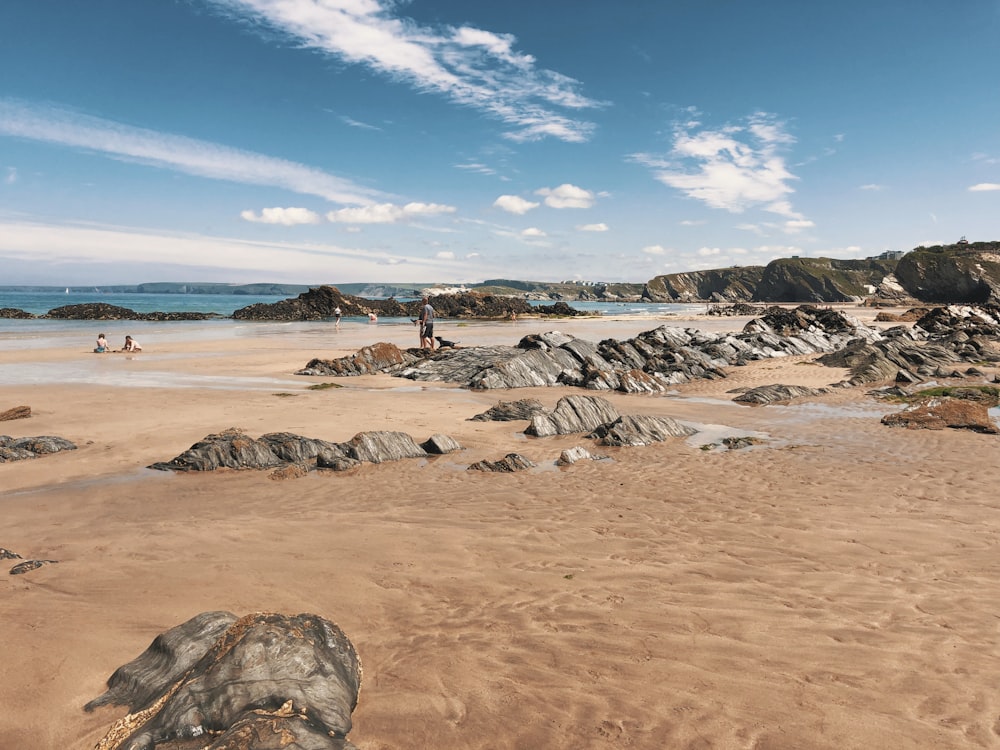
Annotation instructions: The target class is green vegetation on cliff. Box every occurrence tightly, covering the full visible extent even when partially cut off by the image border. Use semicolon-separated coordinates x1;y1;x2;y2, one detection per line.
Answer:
894;242;1000;303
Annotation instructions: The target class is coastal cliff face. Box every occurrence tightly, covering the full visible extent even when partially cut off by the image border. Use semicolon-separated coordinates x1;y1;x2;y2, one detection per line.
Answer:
642;267;765;302
894;242;1000;303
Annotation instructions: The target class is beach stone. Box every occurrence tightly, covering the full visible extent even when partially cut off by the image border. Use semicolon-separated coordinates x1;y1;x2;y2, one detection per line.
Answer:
420;433;463;454
0;405;31;421
881;398;999;433
0;435;77;462
722;436;762;450
269;463;311;481
9;559;58;575
469;398;546;422
732;384;831;405
526;395;621;437
468;453;536;472
556;447;605;465
87;612;362;750
344;431;427;463
590;415;697;447
0;548;22;560
317;454;363;471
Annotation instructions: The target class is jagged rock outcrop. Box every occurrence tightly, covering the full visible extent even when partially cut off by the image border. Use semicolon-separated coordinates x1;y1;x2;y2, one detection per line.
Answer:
0;435;76;462
556;447;604;465
42;304;220;321
589;415;696;447
0;405;31;421
298;343;423;377
469;399;547;422
149;428;458;473
732;384;831;405
894;242;1000;303
707;303;768;316
421;434;463;454
0;307;35;319
752;257;896;303
526;395;621;437
468;453;536;472
87;611;362;750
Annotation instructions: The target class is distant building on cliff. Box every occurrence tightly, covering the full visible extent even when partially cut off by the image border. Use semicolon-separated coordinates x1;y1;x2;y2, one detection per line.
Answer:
869;250;906;260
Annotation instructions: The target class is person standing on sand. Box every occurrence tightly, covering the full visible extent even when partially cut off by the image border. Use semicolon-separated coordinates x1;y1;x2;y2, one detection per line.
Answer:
334;306;342;328
418;296;435;350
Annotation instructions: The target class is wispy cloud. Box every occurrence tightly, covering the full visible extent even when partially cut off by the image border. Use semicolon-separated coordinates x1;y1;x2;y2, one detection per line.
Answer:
208;0;600;142
577;222;608;232
493;195;539;214
859;183;886;191
326;201;456;224
631;111;804;218
339;115;382;131
535;183;595;209
455;162;497;176
4;166;16;185
969;183;1000;192
642;245;666;255
521;227;546;237
240;207;321;225
0;99;384;205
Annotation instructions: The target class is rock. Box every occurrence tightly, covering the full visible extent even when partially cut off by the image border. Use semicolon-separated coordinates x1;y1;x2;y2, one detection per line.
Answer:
732;384;831;405
894;242;1000;303
148;428;285;472
589;415;696;447
556;447;605;465
269;463;311;481
0;548;22;560
317;454;363;472
258;432;343;463
298;342;421;377
468;453;536;472
0;405;31;421
881;398;999;433
421;434;463;454
87;611;362;750
40;303;219;321
722;436;762;450
344;431;427;463
525;395;621;437
9;559;58;575
469;399;546;422
0;307;35;319
0;435;77;463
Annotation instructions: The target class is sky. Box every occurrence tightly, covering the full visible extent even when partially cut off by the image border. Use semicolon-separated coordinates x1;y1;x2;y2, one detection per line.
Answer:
1;0;999;286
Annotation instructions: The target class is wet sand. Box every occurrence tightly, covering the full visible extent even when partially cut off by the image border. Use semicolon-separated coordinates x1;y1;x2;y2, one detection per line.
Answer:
3;307;1000;749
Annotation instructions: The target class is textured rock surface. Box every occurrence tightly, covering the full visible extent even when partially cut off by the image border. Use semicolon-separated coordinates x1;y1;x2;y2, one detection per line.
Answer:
42;303;220;321
421;433;463;454
0;307;35;319
468;453;536;472
9;559;59;575
87;611;362;750
894;242;1000;303
526;395;621;437
469;399;547;422
589;415;697;447
0;435;77;462
881;398;999;433
732;384;831;405
149;428;443;473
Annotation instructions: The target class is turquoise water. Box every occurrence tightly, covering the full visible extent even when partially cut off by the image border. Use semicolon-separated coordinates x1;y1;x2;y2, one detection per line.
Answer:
0;290;288;316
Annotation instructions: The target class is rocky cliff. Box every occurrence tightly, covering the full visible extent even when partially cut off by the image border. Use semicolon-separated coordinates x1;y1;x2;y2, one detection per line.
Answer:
894;242;1000;303
642;267;765;302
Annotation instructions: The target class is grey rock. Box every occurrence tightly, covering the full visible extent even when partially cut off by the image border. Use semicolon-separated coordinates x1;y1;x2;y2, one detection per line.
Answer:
590;415;697;447
556;447;605;465
526;395;621;437
344;431;427;463
0;548;22;560
9;559;58;575
469;398;546;422
421;433;463;454
732;384;831;405
317;453;363;471
0;435;77;463
148;428;285;472
468;453;536;472
259;432;344;463
87;612;362;750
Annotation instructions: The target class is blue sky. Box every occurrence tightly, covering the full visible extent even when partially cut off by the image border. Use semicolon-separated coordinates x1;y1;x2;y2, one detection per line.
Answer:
2;0;998;285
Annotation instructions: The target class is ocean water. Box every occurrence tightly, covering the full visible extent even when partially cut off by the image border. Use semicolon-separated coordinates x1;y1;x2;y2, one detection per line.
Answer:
0;290;288;317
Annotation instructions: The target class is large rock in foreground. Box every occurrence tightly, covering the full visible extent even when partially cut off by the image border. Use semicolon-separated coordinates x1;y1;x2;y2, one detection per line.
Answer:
87;611;362;750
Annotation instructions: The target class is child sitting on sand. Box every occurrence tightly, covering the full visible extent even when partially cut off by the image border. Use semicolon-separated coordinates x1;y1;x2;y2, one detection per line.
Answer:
122;335;142;352
94;333;109;353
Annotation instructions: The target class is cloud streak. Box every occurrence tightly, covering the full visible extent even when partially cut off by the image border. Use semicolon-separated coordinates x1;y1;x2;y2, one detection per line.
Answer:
207;0;599;142
326;202;456;224
0;99;384;205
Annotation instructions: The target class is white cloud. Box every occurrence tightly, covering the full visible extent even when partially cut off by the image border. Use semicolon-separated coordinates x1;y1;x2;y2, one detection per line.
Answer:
642;245;666;255
577;222;608;232
679;219;706;226
0;99;384;205
4;166;16;184
784;219;815;234
521;227;546;237
326;202;456;224
860;183;886;191
535;183;595;209
240;207;321;225
208;0;599;142
455;162;496;176
631;111;804;218
493;195;539;214
697;246;721;256
339;115;381;131
435;250;455;259
969;183;1000;192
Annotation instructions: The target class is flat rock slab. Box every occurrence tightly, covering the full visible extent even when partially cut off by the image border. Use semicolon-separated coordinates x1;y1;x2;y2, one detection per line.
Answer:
468;453;536;472
881;398;999;433
0;405;31;421
469;398;546;422
87;611;361;750
732;384;831;405
0;435;76;463
590;415;697;447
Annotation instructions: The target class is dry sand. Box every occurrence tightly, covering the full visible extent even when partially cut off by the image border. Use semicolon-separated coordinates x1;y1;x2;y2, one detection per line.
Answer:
3;307;1000;749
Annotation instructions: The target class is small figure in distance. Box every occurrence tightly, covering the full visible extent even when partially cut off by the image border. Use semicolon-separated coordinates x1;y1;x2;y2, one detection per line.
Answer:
122;335;142;352
418;296;436;350
334;305;342;328
368;311;378;323
94;333;109;353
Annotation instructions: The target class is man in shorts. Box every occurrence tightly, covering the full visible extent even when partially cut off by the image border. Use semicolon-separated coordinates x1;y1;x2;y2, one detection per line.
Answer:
418;296;435;350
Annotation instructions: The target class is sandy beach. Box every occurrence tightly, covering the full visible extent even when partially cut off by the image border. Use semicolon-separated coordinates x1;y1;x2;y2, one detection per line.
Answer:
3;307;1000;749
